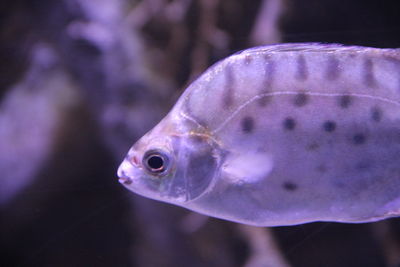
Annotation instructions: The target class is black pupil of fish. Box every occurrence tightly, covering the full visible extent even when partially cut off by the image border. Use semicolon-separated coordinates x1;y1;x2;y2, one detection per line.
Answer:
147;154;164;171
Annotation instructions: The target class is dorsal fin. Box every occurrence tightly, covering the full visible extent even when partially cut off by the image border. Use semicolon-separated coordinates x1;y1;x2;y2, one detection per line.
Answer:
235;43;400;58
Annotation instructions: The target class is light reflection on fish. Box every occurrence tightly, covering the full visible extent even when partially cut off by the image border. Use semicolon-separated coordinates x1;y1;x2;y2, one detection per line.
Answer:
117;43;400;226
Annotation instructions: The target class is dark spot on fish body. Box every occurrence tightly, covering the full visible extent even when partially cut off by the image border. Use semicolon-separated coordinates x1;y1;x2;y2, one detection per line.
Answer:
371;107;382;122
241;116;254;133
316;164;327;173
363;58;377;87
283;181;298;191
338;95;352;108
352;133;367;145
323;121;336;132
325;56;340;80
293;93;308;107
306;142;320;151
355;160;372;171
295;55;308;81
283;117;296;130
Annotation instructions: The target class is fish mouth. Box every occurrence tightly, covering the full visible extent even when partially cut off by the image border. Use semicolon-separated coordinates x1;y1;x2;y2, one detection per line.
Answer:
119;176;133;185
117;162;134;185
118;171;133;185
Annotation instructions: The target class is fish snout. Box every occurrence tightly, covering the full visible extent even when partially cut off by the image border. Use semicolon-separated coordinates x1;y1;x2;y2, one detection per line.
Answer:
117;161;133;185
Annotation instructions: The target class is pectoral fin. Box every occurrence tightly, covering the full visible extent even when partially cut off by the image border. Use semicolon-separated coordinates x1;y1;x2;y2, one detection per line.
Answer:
222;151;274;184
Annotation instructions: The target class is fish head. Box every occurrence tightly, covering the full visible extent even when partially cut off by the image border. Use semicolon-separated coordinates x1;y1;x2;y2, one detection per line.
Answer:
117;116;220;205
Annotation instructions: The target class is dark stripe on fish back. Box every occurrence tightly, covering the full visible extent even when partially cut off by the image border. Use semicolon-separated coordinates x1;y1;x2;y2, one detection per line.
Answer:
363;58;377;87
264;56;276;86
384;56;400;93
244;55;253;64
295;55;308;81
223;65;235;108
397;66;400;94
325;56;340;80
183;90;209;129
258;56;276;106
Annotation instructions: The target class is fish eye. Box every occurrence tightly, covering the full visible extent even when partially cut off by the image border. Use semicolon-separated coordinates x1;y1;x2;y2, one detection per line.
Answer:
143;150;170;175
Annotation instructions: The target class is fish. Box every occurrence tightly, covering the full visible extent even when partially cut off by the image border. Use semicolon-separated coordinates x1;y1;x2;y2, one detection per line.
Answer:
117;43;400;226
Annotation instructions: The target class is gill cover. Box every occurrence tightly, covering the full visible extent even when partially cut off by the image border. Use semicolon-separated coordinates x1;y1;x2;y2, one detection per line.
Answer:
168;135;219;202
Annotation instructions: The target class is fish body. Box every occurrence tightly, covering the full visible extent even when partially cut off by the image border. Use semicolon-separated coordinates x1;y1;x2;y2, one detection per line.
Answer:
118;43;400;226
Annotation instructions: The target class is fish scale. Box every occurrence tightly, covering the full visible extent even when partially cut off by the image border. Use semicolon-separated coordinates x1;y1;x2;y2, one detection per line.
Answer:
118;43;400;226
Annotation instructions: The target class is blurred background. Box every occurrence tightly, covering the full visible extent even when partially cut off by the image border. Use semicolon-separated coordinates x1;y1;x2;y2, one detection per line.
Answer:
1;0;400;266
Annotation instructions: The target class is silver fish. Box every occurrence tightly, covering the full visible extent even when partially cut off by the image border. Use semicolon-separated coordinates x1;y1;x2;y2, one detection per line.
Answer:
117;43;400;226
